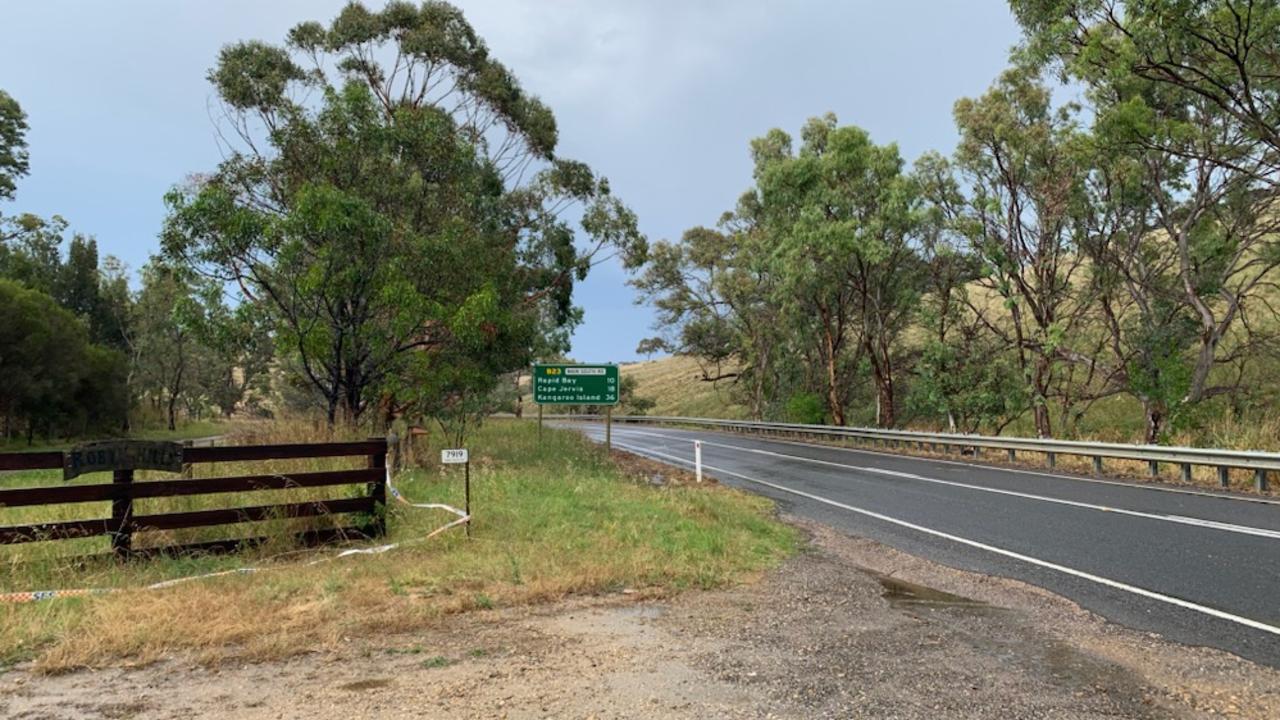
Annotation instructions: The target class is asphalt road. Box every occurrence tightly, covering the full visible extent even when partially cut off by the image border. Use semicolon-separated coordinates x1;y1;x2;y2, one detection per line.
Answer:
566;421;1280;667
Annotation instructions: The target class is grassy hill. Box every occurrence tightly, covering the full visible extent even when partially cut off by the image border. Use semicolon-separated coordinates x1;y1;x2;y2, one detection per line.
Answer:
621;356;749;419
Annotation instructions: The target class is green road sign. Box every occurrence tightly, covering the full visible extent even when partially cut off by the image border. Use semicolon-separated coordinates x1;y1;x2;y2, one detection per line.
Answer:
533;364;619;405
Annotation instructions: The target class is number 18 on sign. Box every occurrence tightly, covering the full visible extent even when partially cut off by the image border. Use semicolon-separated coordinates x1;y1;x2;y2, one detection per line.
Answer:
533;364;619;450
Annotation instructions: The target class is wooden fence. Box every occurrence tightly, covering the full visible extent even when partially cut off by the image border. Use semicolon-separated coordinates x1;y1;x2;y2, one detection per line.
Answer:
0;438;388;557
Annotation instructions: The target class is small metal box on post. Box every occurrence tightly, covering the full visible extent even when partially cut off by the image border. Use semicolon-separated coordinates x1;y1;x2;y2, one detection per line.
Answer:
532;363;620;452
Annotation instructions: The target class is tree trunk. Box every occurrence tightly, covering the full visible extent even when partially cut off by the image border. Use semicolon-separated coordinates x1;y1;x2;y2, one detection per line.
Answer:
1032;355;1052;438
868;340;896;428
167;392;178;431
823;326;846;426
1143;399;1164;445
877;373;895;428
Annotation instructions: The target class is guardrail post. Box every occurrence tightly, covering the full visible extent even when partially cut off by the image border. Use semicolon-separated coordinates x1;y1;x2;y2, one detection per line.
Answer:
1046;452;1056;469
1218;466;1230;488
1256;469;1269;492
366;438;388;538
1148;460;1159;478
1180;464;1192;483
111;468;134;558
1092;456;1103;475
1007;449;1016;462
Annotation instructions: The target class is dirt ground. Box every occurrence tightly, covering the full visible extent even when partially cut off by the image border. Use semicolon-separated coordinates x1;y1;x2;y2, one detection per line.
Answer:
3;519;1278;720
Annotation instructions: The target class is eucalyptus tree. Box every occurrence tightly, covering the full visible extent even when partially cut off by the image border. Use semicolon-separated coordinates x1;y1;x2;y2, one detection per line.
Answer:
633;225;783;418
134;263;201;431
1013;1;1280;435
163;1;645;426
948;67;1098;438
1011;0;1280;189
753;115;923;427
910;152;1028;433
0;89;27;203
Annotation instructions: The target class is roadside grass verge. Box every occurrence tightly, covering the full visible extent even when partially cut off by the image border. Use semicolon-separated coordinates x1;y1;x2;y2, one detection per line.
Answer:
0;419;797;672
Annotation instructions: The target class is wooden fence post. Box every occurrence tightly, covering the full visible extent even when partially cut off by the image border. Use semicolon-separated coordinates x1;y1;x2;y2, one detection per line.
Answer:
111;468;134;558
367;438;388;537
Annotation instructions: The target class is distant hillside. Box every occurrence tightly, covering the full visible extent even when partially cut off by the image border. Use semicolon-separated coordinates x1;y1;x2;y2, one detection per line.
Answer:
620;356;750;419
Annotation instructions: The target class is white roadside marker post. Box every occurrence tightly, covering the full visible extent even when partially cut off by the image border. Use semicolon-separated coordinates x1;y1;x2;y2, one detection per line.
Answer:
695;440;703;483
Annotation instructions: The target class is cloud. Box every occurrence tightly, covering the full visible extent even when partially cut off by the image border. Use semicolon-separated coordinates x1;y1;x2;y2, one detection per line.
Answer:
460;1;775;125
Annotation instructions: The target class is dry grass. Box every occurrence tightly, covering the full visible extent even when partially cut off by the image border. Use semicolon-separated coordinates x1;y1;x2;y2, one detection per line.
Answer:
621;356;750;419
0;419;797;672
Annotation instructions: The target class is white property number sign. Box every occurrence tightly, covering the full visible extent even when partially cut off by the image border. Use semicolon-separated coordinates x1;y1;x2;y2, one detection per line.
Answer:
441;448;469;464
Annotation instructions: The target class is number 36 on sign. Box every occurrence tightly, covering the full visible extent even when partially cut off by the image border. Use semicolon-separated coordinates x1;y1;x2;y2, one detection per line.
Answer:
441;448;469;464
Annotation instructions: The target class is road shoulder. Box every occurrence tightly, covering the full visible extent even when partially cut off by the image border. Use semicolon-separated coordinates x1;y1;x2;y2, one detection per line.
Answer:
3;518;1275;719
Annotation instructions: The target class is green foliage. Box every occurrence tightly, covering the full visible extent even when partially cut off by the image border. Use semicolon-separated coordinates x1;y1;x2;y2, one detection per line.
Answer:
1010;0;1280;186
0;89;28;202
1010;1;1280;440
0;214;66;293
908;338;1026;434
132;264;200;431
784;392;826;425
0;280;128;441
0;215;130;350
166;1;644;427
635;114;924;427
618;374;656;415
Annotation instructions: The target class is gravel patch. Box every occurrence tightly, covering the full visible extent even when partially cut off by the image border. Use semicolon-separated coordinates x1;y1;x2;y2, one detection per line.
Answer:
2;518;1276;719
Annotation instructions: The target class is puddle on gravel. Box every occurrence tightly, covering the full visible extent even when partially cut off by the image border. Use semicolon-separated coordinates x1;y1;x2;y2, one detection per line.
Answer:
864;571;993;611
337;678;392;692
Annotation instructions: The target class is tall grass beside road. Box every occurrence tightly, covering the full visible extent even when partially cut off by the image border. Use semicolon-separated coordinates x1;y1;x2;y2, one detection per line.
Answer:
0;419;797;672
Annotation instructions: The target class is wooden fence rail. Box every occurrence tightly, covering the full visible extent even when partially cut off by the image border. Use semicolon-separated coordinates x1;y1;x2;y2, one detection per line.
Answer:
0;438;388;558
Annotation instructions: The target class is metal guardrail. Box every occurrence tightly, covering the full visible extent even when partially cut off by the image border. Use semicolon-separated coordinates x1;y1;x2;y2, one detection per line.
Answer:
552;414;1275;492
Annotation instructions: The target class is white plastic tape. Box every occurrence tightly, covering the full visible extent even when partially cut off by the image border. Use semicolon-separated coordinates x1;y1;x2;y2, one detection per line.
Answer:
1;468;470;604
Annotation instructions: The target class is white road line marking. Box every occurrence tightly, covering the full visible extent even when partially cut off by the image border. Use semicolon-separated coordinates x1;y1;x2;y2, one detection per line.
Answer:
607;427;1280;540
587;422;1280;507
605;438;1280;638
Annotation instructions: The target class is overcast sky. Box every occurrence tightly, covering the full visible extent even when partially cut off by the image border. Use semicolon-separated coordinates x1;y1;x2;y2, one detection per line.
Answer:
0;1;1022;363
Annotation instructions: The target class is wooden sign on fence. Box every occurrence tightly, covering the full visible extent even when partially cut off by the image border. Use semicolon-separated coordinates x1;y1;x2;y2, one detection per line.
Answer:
63;440;184;480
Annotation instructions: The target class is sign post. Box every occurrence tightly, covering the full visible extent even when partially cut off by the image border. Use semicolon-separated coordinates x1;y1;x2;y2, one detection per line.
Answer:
441;448;471;538
532;364;620;451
